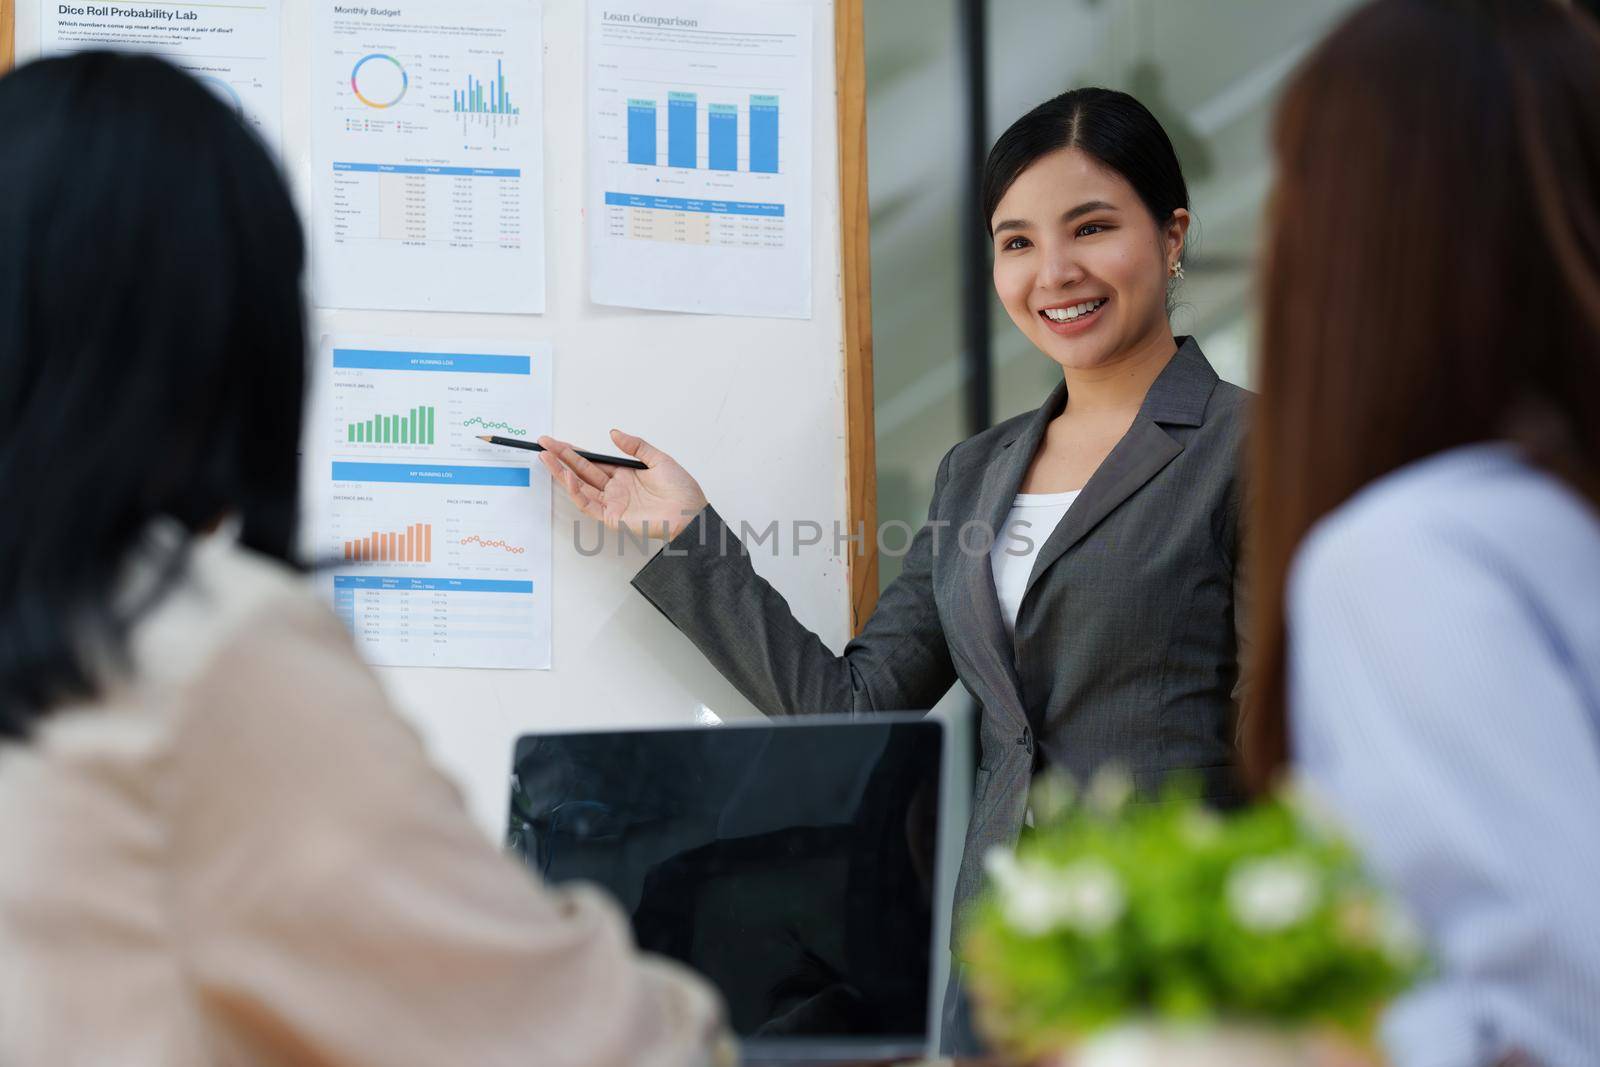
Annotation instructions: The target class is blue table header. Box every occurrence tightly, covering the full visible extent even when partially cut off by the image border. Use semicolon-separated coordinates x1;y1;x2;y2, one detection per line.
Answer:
334;576;533;594
333;349;531;375
334;162;521;178
331;462;531;487
604;192;785;218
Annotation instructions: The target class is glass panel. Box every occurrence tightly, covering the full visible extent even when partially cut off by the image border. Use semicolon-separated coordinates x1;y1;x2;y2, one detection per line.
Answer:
865;0;966;588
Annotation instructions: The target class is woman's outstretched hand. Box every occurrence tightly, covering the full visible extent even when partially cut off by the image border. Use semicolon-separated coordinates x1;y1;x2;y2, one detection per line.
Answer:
537;429;709;542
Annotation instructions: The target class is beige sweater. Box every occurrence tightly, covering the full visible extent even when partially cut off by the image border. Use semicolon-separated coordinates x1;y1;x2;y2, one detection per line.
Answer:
0;529;727;1066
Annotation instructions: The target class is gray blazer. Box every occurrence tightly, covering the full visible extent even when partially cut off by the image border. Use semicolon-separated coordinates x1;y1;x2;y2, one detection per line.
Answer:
632;337;1249;937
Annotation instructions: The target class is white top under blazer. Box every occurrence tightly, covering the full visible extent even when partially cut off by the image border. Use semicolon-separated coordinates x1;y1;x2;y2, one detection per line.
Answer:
988;490;1081;637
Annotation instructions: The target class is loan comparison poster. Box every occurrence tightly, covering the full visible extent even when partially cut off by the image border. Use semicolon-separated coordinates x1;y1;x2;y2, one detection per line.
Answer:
587;0;814;319
306;335;554;670
309;0;546;313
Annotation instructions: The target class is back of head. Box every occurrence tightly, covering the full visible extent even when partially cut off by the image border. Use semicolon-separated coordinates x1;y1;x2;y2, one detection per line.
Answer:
1244;0;1600;786
0;53;307;737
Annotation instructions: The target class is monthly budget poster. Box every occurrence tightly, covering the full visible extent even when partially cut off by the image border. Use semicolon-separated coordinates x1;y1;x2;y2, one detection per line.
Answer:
43;0;284;151
307;336;553;669
587;0;814;318
309;0;546;313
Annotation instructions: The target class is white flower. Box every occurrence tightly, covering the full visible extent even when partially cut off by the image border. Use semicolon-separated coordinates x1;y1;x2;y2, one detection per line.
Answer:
1056;859;1126;933
1028;771;1078;825
985;848;1126;936
985;849;1062;935
1226;855;1322;932
1085;765;1134;814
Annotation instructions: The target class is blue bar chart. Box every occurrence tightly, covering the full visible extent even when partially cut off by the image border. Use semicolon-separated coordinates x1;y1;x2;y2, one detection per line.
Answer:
627;99;656;164
453;59;519;118
708;104;737;171
668;92;697;168
620;91;781;173
750;95;779;173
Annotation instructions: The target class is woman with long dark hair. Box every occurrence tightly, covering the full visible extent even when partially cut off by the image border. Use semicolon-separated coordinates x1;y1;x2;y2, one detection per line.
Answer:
541;87;1249;1050
1243;1;1600;1063
0;52;726;1066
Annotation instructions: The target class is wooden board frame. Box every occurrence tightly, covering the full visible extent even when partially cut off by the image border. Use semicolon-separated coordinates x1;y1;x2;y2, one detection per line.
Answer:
1;0;14;73
834;0;879;634
0;0;880;634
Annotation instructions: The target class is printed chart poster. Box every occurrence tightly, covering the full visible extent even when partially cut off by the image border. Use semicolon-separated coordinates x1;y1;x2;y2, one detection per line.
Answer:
310;1;546;313
309;336;553;669
43;0;284;150
587;1;814;319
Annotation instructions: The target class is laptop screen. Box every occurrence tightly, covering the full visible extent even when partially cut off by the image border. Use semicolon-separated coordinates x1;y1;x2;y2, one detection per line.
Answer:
507;719;943;1049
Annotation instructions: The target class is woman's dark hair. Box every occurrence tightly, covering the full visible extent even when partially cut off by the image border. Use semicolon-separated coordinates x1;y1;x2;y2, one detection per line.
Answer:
981;87;1190;233
1242;0;1600;790
0;53;307;737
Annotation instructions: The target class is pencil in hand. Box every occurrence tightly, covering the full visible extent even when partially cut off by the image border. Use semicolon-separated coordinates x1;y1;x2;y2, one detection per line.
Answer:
477;434;650;470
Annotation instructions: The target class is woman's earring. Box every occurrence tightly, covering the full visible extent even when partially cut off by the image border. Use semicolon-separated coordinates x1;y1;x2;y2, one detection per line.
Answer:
1169;261;1185;280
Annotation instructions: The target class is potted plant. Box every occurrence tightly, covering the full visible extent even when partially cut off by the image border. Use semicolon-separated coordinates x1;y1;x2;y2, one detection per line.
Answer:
963;771;1424;1067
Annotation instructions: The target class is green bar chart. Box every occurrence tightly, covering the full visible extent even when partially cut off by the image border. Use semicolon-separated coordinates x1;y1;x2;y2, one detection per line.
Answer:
349;405;436;444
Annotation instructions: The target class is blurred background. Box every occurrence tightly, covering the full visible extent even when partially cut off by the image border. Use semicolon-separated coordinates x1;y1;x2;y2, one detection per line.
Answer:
865;0;1362;588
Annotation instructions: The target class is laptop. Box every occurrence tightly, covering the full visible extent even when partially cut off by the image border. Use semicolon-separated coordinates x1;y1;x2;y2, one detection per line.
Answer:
506;715;948;1064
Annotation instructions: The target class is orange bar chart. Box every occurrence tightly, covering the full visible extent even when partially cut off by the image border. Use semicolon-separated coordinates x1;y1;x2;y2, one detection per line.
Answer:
343;523;433;563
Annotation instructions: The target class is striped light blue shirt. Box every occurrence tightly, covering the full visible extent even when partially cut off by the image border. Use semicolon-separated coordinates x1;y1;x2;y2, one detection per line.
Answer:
1289;444;1600;1067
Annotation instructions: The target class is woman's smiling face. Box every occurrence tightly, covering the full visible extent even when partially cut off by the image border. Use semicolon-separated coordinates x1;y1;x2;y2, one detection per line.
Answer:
990;146;1188;374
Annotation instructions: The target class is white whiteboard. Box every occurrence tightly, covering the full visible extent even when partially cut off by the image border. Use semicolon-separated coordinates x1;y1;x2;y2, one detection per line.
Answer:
15;0;851;837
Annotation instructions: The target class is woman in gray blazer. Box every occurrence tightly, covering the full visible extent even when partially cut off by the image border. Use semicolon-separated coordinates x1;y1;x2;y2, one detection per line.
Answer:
542;87;1248;1030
